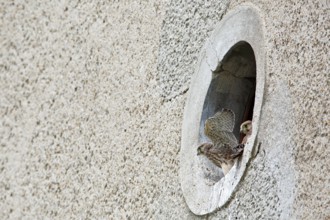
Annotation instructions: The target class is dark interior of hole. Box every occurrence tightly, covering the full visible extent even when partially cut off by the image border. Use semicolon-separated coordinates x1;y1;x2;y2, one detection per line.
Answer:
199;41;256;145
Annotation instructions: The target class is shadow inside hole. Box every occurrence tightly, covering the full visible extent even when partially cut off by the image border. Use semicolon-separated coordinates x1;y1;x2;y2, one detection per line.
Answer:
199;41;256;182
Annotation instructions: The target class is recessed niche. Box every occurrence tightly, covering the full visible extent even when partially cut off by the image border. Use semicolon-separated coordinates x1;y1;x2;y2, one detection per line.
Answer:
180;5;265;215
199;41;256;182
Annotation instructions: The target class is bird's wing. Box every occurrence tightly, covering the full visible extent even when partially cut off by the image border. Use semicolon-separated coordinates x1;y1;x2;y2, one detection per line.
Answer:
218;132;238;147
206;109;235;132
204;109;237;144
207;143;242;162
228;144;244;159
215;143;244;160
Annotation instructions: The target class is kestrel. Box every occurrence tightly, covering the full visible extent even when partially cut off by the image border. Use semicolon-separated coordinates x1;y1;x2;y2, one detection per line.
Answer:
197;109;244;175
240;120;252;144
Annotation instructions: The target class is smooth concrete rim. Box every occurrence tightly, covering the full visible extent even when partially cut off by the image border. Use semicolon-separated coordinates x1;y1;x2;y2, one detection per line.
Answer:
180;4;265;215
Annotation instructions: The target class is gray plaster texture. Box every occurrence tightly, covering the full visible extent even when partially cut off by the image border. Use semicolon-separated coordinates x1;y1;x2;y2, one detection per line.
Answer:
0;0;329;220
0;0;191;219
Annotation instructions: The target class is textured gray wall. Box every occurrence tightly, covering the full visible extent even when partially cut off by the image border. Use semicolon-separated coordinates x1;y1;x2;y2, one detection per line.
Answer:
1;0;329;219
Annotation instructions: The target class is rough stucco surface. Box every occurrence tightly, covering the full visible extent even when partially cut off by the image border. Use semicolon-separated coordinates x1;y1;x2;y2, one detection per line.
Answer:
157;0;230;100
0;0;329;220
0;0;193;219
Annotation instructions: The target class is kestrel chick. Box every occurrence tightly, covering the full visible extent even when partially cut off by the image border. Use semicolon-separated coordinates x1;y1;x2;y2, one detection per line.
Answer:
197;142;244;174
240;120;252;144
197;109;244;175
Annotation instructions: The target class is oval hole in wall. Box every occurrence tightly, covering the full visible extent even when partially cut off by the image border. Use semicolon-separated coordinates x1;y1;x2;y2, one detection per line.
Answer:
198;41;256;181
180;5;265;215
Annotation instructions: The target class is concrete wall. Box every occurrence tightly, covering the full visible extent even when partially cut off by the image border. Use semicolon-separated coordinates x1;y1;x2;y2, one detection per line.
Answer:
0;0;328;219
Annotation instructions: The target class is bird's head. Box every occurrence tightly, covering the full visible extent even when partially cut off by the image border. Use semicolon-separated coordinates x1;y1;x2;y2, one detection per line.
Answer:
197;143;213;155
240;120;252;134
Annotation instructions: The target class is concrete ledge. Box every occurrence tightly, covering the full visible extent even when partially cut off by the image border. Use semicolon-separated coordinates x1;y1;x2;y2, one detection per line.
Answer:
180;4;265;215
